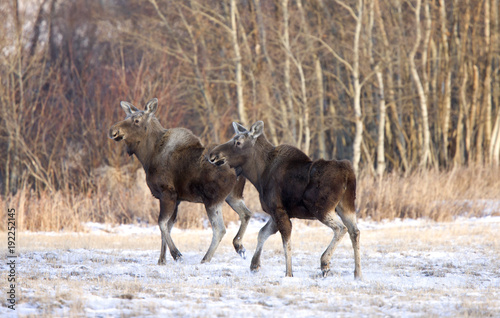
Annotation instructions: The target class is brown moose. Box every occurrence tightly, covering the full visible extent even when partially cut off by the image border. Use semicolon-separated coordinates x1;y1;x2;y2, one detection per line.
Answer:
209;121;362;279
108;98;253;264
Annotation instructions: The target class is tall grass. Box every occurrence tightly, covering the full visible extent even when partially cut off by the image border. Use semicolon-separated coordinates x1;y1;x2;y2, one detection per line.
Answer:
1;165;499;232
357;164;500;222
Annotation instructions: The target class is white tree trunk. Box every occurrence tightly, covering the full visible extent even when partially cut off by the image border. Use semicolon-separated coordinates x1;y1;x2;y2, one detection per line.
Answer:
375;67;386;178
408;0;431;168
352;0;364;175
485;0;494;162
297;61;310;155
282;0;296;144
368;0;386;178
315;58;326;159
230;0;247;124
438;0;451;164
491;110;500;165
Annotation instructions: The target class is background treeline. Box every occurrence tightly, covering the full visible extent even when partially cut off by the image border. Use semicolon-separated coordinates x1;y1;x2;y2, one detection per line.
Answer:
0;0;499;229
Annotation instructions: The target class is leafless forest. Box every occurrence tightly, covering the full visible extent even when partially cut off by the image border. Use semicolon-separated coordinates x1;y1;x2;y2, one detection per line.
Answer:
1;0;499;230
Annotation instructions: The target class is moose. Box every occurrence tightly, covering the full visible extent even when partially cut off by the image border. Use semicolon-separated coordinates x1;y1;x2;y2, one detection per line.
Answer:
209;121;362;279
108;98;253;264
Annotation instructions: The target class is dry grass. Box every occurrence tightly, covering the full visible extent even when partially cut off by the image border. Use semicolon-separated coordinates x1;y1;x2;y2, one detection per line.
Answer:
357;164;500;222
1;165;499;232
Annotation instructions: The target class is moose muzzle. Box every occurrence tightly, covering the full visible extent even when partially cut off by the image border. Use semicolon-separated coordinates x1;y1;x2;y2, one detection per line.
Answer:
108;127;123;141
209;153;226;166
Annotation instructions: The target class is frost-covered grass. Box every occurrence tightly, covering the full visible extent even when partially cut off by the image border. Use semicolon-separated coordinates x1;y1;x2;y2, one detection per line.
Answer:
2;216;500;317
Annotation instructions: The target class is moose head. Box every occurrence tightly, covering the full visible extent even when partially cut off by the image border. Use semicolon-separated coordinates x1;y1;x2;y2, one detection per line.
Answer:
209;121;264;169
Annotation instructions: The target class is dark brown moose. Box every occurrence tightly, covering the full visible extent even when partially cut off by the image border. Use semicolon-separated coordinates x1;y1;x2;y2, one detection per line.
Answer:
108;98;253;264
209;121;362;279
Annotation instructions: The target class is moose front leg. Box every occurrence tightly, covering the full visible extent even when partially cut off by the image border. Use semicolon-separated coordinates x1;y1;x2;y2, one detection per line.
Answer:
226;194;253;259
201;203;226;263
158;193;182;265
250;218;278;272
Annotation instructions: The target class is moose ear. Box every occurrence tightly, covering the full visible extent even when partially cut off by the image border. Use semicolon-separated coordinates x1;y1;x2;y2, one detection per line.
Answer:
145;98;158;115
249;121;264;139
232;122;248;135
120;101;139;115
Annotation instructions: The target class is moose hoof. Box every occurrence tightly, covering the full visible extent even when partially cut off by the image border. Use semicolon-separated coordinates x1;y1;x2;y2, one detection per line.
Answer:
201;257;210;264
234;243;247;259
322;269;331;278
237;248;247;260
354;271;363;280
250;264;260;273
158;259;167;265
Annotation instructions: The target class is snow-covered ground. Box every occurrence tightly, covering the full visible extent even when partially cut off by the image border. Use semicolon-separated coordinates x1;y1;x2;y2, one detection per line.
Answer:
2;215;499;317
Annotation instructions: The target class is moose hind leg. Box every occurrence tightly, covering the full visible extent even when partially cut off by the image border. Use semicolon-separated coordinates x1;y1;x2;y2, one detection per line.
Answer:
337;205;362;280
201;203;226;263
158;223;167;265
319;211;347;277
274;208;293;277
250;218;278;272
226;194;252;259
158;197;182;265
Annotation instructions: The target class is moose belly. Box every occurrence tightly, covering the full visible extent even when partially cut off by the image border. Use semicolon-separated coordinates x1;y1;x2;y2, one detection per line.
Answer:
287;205;316;220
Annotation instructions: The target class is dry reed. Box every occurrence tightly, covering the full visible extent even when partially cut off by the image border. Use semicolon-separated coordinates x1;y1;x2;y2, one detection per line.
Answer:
1;165;498;232
357;164;500;222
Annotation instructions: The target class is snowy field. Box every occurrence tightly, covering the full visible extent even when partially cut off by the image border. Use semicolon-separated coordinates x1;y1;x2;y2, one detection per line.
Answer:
2;215;500;317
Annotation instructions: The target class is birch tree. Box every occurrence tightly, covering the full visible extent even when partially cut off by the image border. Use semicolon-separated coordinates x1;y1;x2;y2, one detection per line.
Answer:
368;0;386;178
333;0;364;174
281;0;297;145
230;0;247;124
408;0;431;168
438;0;451;165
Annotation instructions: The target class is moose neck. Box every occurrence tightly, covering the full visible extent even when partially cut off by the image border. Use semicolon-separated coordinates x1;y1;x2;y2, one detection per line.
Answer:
128;118;165;170
240;135;275;190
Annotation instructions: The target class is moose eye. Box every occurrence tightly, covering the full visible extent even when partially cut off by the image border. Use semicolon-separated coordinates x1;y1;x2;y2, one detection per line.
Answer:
134;118;140;124
235;140;241;146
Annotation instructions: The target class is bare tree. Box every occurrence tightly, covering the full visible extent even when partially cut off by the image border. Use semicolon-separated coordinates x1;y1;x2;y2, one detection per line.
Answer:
281;0;297;145
351;0;364;175
3;0;500;200
315;58;326;159
332;0;365;174
230;0;247;124
484;0;493;157
368;0;386;178
408;0;431;168
438;0;451;165
374;0;408;172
